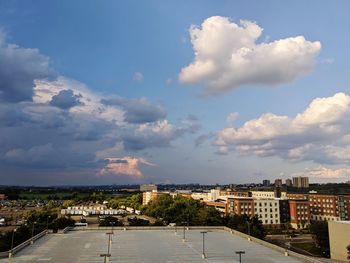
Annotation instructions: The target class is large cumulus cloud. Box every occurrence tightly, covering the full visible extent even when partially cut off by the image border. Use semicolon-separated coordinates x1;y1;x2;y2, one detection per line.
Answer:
179;16;321;95
215;92;350;165
0;35;197;181
0;32;54;102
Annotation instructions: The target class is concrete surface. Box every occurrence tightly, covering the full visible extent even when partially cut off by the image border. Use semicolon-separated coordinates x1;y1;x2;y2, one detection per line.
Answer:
1;230;306;263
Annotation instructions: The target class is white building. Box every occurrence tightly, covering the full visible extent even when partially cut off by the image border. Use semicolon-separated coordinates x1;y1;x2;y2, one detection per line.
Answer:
253;199;281;225
208;189;220;201
251;191;287;199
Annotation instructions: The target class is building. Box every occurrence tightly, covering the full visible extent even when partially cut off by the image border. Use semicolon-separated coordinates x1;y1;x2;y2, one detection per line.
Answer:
0;194;6;201
279;199;290;224
227;197;254;217
286;193;308;200
289;199;310;229
309;193;350;221
328;221;350;262
140;184;157;192
203;201;228;215
274;179;282;187
285;179;292;187
292;177;309;188
142;190;162;205
228;197;285;226
262;180;270;187
251;191;287;199
208;189;220;201
254;199;281;225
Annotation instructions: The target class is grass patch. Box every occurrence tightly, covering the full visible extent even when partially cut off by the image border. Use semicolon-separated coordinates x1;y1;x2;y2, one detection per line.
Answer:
291;242;324;257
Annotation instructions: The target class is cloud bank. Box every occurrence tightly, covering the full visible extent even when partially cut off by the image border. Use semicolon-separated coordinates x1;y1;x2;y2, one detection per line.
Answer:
0;33;196;181
179;16;321;95
215;92;350;165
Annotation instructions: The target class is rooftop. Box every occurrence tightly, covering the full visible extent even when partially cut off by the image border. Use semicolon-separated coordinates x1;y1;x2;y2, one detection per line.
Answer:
1;229;308;263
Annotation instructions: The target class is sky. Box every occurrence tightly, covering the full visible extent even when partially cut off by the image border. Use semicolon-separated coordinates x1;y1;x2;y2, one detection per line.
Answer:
1;0;350;186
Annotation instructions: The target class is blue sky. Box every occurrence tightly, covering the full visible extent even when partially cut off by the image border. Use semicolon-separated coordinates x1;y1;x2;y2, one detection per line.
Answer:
1;1;350;185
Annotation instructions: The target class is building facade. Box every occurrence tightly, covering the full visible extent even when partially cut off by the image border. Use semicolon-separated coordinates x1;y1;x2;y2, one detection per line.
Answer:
285;179;292;187
254;199;281;225
289;199;310;229
140;184;157;192
309;194;350;221
274;179;282;187
292;177;309;188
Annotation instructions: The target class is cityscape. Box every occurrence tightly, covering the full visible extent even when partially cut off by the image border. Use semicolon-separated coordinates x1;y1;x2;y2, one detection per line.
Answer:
1;1;350;263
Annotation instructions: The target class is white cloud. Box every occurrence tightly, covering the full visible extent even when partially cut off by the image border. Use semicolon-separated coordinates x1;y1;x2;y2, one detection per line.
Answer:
226;112;239;126
215;92;350;165
179;16;321;95
99;156;155;177
33;77;124;123
133;72;144;82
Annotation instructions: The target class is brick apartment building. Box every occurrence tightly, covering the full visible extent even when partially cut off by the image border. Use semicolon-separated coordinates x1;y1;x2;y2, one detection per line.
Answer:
227;197;289;226
309;193;350;221
289;199;310;229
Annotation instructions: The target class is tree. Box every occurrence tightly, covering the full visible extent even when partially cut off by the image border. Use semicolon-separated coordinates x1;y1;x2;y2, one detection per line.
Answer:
51;217;75;232
99;216;123;227
143;195;223;226
224;214;265;239
309;220;330;257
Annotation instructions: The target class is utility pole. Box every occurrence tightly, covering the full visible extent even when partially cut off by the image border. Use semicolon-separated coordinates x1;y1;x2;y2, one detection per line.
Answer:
235;251;245;263
200;231;207;259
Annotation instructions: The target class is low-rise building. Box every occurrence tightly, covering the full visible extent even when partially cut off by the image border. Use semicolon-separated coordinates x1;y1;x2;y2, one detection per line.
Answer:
203;201;228;215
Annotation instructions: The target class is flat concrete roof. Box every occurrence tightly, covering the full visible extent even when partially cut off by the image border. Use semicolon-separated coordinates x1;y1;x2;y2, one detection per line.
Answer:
1;229;306;263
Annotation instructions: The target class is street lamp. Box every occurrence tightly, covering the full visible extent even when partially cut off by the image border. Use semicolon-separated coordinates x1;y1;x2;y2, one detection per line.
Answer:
110;221;116;235
200;231;207;259
31;221;37;244
247;221;251;241
46;216;51;231
100;253;111;263
9;228;17;258
181;221;186;242
235;251;245;263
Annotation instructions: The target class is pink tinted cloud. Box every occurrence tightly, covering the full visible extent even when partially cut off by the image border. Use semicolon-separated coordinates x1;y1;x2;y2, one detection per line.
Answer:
98;156;155;177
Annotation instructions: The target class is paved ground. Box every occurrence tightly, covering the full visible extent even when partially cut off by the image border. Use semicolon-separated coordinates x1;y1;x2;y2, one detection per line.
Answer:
1;230;306;263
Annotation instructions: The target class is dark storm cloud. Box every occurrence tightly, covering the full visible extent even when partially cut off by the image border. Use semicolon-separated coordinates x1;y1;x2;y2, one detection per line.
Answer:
50;89;82;109
101;97;166;124
0;34;54;102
